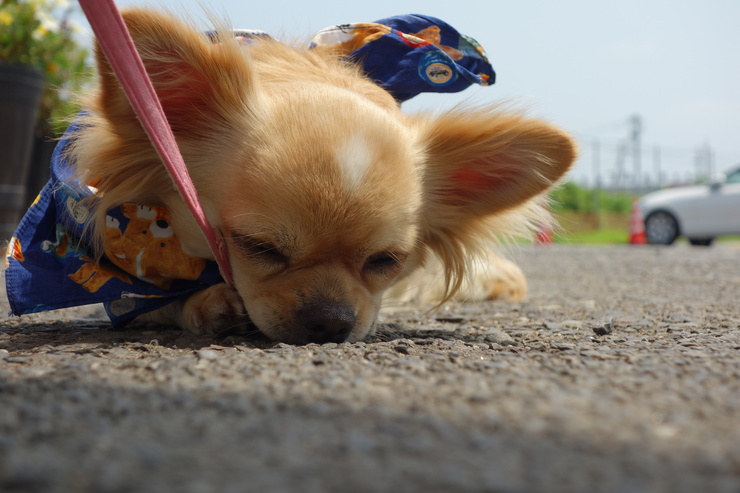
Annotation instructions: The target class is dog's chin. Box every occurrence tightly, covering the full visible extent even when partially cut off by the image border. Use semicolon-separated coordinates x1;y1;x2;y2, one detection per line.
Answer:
248;309;377;345
255;323;374;345
233;286;382;345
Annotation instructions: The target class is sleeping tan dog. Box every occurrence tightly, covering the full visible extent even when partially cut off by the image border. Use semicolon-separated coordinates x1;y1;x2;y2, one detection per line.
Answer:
69;9;575;344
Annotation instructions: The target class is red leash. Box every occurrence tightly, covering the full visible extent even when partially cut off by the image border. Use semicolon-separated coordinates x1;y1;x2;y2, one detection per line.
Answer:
78;0;235;287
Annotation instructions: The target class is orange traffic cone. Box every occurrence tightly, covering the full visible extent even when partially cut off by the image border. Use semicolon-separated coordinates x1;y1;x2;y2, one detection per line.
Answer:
629;200;647;245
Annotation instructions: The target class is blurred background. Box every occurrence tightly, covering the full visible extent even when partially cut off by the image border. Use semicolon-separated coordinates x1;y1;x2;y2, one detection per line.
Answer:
2;0;738;245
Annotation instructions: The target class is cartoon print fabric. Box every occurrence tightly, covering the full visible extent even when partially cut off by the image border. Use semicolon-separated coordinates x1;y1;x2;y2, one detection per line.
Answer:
311;14;495;102
4;15;495;326
4;126;223;326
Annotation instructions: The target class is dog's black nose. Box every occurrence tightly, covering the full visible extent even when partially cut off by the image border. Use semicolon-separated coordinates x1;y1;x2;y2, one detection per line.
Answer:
298;303;356;344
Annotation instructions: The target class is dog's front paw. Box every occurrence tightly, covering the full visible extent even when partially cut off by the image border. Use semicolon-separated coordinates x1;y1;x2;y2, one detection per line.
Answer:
181;284;248;335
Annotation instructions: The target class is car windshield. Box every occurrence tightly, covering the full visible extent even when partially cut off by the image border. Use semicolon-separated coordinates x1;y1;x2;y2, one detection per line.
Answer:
725;168;740;184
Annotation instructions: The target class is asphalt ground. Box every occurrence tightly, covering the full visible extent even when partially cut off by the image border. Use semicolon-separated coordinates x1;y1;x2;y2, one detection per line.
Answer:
1;244;739;492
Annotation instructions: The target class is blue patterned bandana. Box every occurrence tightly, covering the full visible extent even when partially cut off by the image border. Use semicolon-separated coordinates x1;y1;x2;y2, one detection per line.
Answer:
311;14;494;102
4;15;495;326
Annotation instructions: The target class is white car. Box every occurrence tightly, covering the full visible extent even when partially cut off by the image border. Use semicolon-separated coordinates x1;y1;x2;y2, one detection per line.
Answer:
640;165;740;246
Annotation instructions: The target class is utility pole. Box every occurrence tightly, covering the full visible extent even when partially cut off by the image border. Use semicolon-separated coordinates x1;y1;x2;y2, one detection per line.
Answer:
614;142;627;190
592;140;601;228
653;146;661;189
629;114;642;191
706;142;714;180
592;140;601;190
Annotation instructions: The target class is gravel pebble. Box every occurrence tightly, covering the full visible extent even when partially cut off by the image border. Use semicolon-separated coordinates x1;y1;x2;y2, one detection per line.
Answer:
593;318;615;335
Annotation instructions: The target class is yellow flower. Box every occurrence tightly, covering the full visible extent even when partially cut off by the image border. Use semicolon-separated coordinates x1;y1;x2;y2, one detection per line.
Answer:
0;11;13;27
33;25;48;41
38;10;60;33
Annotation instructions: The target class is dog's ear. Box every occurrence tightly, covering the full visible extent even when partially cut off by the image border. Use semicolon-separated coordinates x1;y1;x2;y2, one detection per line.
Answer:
420;108;576;235
416;108;575;296
94;8;258;137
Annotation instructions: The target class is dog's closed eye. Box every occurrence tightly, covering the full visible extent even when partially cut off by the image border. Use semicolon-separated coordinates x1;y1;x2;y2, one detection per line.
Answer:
232;234;289;268
363;251;407;277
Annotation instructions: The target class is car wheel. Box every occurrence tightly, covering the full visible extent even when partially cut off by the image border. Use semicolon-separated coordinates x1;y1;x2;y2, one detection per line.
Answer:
644;211;679;245
688;238;714;247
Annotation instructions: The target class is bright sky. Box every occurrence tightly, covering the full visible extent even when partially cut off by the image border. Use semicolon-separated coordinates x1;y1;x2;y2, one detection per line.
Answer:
113;0;740;186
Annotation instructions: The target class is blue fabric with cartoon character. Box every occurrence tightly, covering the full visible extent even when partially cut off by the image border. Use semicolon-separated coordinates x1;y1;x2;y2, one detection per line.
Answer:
311;14;495;102
4;15;495;326
4;126;224;326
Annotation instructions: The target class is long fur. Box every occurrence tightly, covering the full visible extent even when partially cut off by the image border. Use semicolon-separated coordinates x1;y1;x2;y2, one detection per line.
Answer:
63;9;576;343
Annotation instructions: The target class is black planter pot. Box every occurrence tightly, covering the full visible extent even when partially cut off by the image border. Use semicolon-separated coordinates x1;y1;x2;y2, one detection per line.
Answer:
24;134;56;208
0;63;44;243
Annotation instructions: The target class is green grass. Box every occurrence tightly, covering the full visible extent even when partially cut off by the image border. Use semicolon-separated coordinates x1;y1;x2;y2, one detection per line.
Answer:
718;236;740;243
552;230;740;245
554;229;630;244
